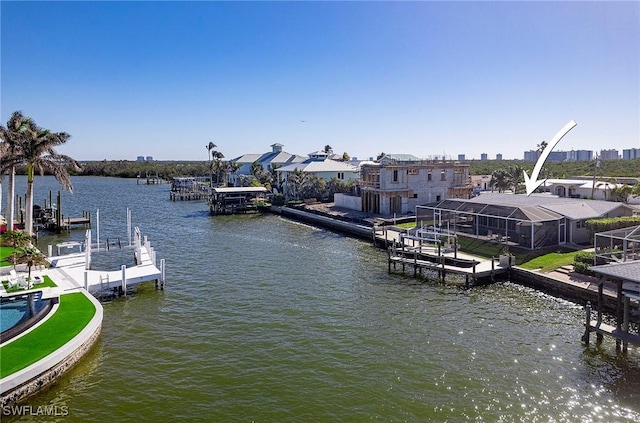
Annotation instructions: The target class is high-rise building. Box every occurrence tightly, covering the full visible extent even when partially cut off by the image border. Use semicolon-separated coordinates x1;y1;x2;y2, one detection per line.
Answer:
496;153;503;161
599;149;619;160
458;154;466;161
480;153;488;161
623;148;640;160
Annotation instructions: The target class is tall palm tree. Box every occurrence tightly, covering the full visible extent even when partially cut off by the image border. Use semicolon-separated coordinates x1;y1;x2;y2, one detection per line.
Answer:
12;114;80;237
0;111;31;232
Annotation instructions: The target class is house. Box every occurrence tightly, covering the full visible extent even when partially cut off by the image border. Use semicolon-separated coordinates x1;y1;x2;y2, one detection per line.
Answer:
359;154;473;215
543;178;633;202
276;153;361;199
470;174;493;193
417;193;637;249
229;143;305;185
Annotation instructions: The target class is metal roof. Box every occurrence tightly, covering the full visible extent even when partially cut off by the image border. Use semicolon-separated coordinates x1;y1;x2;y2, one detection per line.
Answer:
589;261;640;283
421;197;562;222
211;187;268;193
277;159;359;173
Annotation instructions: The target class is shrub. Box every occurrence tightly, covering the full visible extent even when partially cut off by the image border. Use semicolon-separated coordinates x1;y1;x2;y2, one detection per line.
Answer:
574;251;594;265
573;261;593;275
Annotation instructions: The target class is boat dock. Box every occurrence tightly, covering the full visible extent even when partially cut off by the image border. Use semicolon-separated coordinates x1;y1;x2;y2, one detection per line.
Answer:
387;241;510;286
170;177;210;201
209;187;269;215
583;261;640;352
46;227;166;298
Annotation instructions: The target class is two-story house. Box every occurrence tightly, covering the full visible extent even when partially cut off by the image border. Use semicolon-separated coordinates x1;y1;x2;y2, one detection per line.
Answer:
360;154;473;215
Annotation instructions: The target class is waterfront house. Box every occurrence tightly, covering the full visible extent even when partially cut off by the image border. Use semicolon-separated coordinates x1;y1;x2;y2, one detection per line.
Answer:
417;193;637;249
542;178;640;204
359;154;473;215
228;143;305;185
276;153;361;199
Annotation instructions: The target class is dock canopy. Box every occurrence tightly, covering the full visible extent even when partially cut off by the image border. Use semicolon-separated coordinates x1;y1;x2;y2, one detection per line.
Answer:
209;187;269;215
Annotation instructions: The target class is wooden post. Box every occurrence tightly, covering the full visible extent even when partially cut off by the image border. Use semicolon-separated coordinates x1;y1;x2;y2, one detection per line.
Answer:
623;295;630;353
582;301;591;344
388;246;391;273
414;248;417;278
56;191;62;232
597;282;604;343
402;241;405;273
616;280;623;350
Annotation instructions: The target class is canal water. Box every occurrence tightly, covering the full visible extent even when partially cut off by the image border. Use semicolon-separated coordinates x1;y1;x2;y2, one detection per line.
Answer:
3;176;640;421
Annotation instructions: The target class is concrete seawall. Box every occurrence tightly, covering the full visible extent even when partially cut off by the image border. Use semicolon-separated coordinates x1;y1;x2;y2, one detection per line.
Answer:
271;206;374;240
509;268;617;313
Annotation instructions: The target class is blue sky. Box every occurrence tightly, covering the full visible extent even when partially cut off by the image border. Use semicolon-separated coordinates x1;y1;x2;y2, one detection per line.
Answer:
1;1;638;161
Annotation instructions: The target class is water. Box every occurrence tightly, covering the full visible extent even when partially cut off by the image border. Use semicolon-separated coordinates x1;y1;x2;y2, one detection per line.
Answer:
2;176;640;421
0;298;29;333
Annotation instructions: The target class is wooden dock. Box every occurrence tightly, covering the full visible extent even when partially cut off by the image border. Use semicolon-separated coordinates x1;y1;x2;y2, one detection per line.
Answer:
170;189;209;201
583;262;640;352
209;187;269;215
387;242;510;286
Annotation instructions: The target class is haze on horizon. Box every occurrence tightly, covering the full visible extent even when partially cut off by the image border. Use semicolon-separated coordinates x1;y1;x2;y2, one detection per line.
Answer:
1;1;638;162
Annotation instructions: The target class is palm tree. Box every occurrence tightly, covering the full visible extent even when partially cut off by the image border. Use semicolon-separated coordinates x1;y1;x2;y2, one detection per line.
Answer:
489;169;509;193
13;114;80;237
20;246;46;281
0;111;31;233
1;229;30;270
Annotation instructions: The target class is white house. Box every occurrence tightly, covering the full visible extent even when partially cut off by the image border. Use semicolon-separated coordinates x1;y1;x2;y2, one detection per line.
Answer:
276;154;361;198
229;143;305;185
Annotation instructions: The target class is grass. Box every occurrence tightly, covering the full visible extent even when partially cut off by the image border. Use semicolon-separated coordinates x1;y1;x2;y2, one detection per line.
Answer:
1;274;58;293
0;246;20;267
0;292;97;378
394;222;417;230
518;250;581;272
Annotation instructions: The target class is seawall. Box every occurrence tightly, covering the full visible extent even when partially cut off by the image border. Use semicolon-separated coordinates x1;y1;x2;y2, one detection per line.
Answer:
270;206;374;241
509;268;617;313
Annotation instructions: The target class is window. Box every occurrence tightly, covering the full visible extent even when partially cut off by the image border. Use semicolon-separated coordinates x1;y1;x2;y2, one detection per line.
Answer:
393;170;398;182
337;172;344;180
436;195;441;201
413;193;418;198
408;168;418;175
427;172;432;181
440;170;446;181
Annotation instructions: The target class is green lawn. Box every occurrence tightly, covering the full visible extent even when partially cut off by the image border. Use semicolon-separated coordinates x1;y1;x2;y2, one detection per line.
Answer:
0;292;97;378
394;222;416;230
0;246;20;267
518;251;581;272
2;274;58;293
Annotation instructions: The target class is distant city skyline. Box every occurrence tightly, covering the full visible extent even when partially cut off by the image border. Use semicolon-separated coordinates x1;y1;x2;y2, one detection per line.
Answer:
2;1;638;161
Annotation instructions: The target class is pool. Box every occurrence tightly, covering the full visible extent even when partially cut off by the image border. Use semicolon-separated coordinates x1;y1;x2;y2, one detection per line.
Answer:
0;292;56;343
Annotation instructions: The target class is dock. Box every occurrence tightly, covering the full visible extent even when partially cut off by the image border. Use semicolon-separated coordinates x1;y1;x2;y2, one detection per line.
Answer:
583;261;640;352
170;177;210;201
46;227;166;298
209;187;269;215
387;241;510;286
